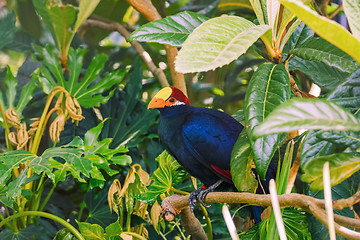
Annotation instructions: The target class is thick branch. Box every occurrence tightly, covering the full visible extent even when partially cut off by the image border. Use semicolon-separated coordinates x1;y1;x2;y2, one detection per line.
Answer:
81;19;169;88
124;0;187;95
162;192;360;239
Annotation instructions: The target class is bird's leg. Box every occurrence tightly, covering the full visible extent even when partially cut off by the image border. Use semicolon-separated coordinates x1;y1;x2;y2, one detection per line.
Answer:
188;180;223;212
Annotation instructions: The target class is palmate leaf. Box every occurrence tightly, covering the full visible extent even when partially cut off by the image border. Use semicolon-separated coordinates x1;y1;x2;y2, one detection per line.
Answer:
280;0;360;64
138;151;187;203
128;11;208;47
230;131;258;193
0;67;37;124
175;16;270;73
290;38;359;73
100;57;158;148
36;45;128;108
245;63;291;179
302;153;360;190
253;98;360;137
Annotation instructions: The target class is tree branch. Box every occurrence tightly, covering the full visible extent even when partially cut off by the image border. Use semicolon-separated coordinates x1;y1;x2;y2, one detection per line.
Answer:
124;0;187;95
161;191;360;239
80;19;169;88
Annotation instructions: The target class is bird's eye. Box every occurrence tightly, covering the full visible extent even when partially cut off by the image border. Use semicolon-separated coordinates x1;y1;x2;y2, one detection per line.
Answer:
169;98;175;103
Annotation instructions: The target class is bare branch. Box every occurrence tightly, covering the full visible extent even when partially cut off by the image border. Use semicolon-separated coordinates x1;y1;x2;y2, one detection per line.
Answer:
161;191;360;239
81;19;170;88
124;0;187;95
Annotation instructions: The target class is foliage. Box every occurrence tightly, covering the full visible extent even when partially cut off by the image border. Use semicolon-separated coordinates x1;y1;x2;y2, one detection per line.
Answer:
0;0;359;239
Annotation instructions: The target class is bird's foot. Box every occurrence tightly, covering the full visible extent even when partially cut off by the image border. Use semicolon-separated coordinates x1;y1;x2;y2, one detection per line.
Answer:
188;180;223;212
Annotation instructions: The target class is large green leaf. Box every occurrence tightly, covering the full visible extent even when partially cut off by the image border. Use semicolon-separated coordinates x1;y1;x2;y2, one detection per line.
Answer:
289;56;350;92
0;11;16;50
48;4;77;53
253;98;360;137
175;16;270;73
283;23;314;54
302;153;360;190
327;69;360;115
245;63;290;178
77;221;105;239
128;11;208;47
290;38;359;73
33;0;57;46
138;151;187;203
36;45;128;108
343;0;360;40
230;131;258;193
0;150;37;184
100;58;158;148
280;0;360;64
73;0;101;33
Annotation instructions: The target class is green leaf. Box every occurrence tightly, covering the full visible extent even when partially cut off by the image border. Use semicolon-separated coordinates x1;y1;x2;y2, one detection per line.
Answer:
73;0;101;32
343;0;360;40
128;11;208;47
77;221;105;240
290;38;359;73
6;168;28;201
48;4;77;52
279;0;360;64
15;74;38;115
85;187;117;228
104;221;121;238
101;57;158;148
284;23;314;53
175;16;270;73
50;160;85;184
0;150;37;184
253;98;360;137
33;0;57;46
289;56;350;92
327;69;360;115
218;0;253;11
230;131;258;193
5;66;17;109
138;151;187;203
302;153;360;190
84;121;106;147
0;11;16;49
245;63;291;178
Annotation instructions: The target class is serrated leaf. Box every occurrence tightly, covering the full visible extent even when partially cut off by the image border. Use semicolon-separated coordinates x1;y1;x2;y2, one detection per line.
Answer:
327;69;360;115
138;151;187;203
0;11;16;49
175;16;270;73
290;38;359;73
343;0;360;40
289;56;350;92
280;0;360;64
230;131;258;193
302;153;360;190
128;11;208;47
253;98;360;137
245;63;291;178
0;150;37;184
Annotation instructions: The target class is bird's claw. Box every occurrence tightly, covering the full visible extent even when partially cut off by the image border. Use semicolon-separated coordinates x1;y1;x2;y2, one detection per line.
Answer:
188;187;211;213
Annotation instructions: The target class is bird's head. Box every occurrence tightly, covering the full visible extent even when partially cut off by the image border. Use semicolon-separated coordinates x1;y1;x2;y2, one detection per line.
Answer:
148;87;190;109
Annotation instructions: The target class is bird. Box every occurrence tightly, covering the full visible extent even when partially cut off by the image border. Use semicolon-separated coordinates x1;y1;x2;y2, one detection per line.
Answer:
148;86;272;219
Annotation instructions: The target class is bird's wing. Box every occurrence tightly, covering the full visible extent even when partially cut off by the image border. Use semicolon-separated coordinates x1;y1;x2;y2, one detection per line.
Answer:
182;108;242;181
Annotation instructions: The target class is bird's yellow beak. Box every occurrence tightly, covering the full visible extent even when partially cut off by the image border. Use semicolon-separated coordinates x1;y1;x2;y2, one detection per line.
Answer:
148;97;166;109
148;87;172;109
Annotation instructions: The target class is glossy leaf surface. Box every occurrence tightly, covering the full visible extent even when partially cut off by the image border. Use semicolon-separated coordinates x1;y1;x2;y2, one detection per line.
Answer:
254;98;360;137
302;153;360;190
245;63;290;178
280;0;360;64
175;16;270;73
128;11;208;47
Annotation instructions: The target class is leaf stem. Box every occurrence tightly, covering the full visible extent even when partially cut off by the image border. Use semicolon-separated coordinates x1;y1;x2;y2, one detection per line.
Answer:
0;102;13;151
170;187;189;195
0;211;85;240
200;204;213;240
39;183;56;212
